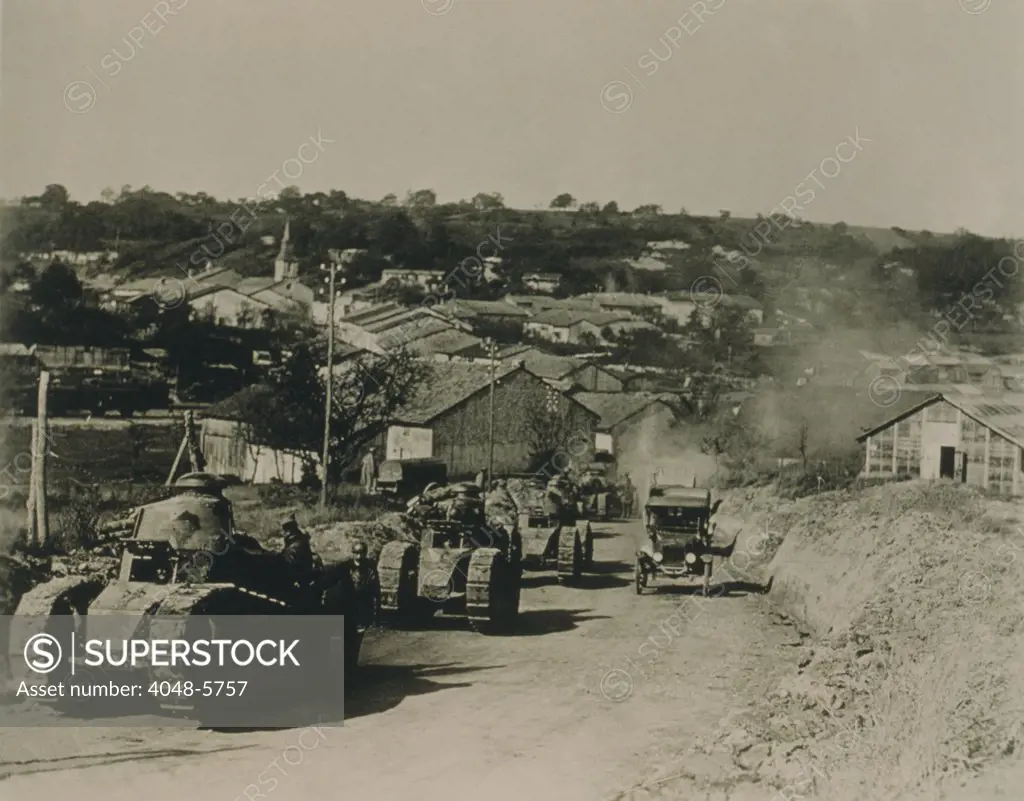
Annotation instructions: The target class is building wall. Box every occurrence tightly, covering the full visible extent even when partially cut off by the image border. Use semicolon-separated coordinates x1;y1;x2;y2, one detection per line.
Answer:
862;399;1022;496
429;370;595;478
386;425;433;460
190;290;269;328
524;322;572;343
200;418;312;484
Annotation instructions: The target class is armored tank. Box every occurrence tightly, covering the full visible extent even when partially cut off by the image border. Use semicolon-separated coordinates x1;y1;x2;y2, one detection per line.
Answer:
516;474;593;583
10;473;379;715
377;482;521;634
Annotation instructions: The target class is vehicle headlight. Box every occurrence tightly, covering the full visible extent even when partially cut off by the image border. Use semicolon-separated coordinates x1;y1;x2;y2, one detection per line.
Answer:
685;552;697;564
653;551;664;564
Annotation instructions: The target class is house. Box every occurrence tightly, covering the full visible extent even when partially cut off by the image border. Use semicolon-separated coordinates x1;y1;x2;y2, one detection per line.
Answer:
199;386;319;484
188;285;283;327
856;388;1024;496
655;291;764;327
522;272;561;293
580;292;664;322
386;361;598;478
503;295;593;314
523;309;655;345
335;302;479;357
495;345;624;391
572;392;679;458
434;299;531;326
379;268;447;289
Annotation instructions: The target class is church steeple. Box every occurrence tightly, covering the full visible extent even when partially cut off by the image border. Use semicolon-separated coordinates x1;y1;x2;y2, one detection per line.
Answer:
274;218;297;281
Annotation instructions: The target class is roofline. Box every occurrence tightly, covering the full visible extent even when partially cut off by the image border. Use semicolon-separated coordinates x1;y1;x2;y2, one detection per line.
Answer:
392;364;600;426
853;392;1024;448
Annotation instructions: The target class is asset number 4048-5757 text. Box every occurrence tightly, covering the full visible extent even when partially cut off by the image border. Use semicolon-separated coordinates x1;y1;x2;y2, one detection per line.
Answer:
148;681;247;697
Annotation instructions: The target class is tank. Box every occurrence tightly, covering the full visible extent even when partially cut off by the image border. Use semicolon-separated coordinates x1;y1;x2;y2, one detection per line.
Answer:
516;475;593;583
377;482;521;633
10;473;379;716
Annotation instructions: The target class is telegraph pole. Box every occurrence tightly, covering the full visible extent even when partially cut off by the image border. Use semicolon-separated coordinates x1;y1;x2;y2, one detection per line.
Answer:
486;338;497;489
319;258;337;510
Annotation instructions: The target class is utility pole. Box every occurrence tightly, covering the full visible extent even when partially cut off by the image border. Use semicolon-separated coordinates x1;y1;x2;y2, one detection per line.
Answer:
486;338;497;490
319;258;337;510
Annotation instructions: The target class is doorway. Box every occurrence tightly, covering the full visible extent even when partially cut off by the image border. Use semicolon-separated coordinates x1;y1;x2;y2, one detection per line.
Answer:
939;446;956;479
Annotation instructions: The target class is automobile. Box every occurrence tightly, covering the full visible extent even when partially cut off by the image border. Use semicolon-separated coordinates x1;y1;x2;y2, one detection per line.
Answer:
376;458;448;503
634;484;736;596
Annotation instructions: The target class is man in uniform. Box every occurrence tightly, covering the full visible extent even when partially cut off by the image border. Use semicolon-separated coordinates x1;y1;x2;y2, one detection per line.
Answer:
281;513;316;591
620;473;635;519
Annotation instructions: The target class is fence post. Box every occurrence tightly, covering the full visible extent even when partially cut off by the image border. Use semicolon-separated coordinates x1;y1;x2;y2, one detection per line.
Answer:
27;372;50;549
184;410;205;472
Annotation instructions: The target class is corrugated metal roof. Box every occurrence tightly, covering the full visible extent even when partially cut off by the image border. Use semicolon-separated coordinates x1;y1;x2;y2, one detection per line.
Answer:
857;389;1024;447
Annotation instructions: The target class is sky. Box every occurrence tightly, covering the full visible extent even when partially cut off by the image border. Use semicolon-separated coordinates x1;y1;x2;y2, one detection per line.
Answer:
1;0;1021;236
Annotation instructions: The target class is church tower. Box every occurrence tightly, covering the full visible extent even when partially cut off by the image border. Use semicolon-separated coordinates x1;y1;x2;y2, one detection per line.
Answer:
273;219;298;281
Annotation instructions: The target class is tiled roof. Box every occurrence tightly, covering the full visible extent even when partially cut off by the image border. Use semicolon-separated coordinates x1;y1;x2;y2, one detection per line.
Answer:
392;361;524;424
525;308;633;328
511;350;586;380
582;292;662;308
663;291;763;310
436;300;530;320
235;277;278;296
405;329;483;357
572;391;675;431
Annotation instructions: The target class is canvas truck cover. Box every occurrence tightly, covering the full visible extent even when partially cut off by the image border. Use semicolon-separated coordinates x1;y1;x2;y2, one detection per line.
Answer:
645;487;711;510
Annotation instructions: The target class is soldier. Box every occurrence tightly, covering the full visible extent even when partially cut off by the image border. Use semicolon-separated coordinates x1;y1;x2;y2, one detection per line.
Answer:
281;513;315;584
620;473;635;519
360;448;377;494
349;541;380;627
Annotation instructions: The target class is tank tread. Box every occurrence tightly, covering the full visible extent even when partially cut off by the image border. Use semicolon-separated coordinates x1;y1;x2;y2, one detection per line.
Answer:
466;548;519;633
556;527;583;584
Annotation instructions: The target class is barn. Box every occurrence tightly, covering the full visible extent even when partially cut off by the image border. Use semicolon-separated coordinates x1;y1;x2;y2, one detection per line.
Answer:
572;392;681;459
386;361;598;478
199;386;318;484
856;388;1024;496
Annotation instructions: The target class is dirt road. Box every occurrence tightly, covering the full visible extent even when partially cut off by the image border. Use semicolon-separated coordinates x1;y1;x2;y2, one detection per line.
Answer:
0;521;793;801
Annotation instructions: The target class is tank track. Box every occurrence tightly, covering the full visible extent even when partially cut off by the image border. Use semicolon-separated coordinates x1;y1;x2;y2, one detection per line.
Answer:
465;548;518;632
556;527;582;584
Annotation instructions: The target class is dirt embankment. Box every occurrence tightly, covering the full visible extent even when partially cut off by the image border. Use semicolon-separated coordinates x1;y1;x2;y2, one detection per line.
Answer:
705;481;1024;800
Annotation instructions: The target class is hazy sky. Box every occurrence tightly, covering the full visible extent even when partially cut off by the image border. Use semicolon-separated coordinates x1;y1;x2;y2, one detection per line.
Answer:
1;0;1020;235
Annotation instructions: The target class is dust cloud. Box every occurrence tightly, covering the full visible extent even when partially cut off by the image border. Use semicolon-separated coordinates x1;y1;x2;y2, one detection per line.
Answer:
615;413;719;506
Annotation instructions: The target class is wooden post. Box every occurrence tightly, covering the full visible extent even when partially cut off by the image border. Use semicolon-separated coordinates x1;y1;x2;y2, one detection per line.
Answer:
27;372;50;549
320;259;337;510
184;411;205;472
166;434;188;485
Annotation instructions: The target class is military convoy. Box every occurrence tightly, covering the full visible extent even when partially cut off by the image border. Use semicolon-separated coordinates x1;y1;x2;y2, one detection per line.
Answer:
378;482;521;633
516;475;594;584
10;473;379;717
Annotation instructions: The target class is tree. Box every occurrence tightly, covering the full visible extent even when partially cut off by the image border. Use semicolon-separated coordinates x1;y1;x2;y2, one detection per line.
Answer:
577;202;600;216
405;189;437;208
30;261;83;310
525;404;580;473
380;193;398;207
237;345;426;481
601;201;619;215
632;204;662;217
832;221;848;235
39;184;70;212
719;209;731;221
472;192;504;211
550;193;576;209
100;187;117;204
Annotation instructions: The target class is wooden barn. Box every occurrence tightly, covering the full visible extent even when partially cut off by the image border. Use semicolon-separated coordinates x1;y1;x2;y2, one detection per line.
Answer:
386;361;598;478
199;387;317;484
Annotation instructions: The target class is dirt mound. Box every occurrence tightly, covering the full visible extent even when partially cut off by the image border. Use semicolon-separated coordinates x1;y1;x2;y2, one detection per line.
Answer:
703;481;1024;799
